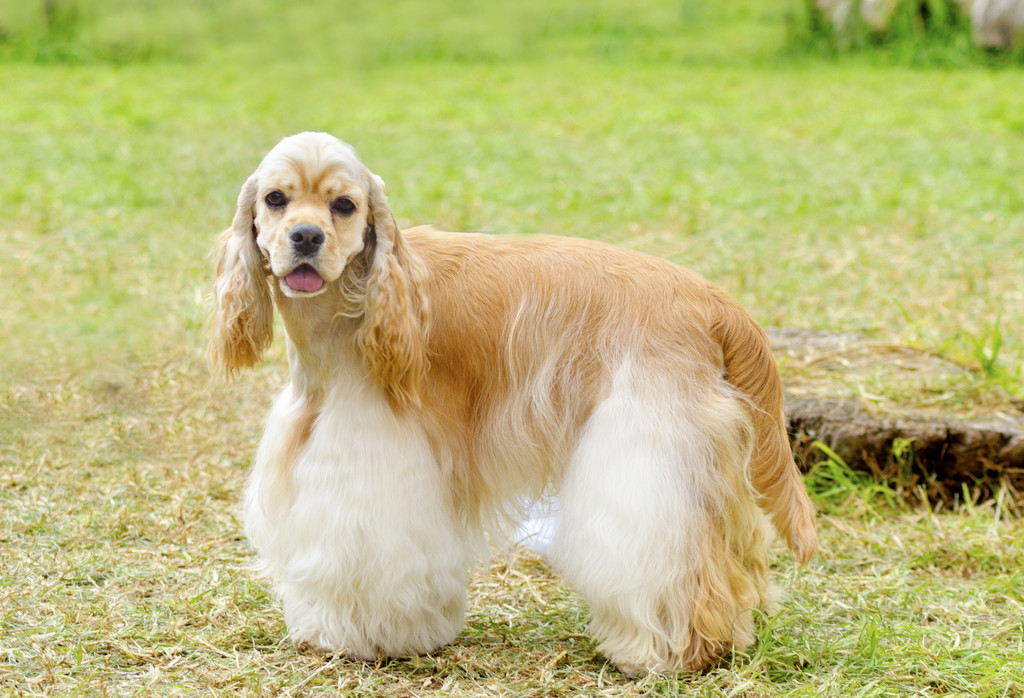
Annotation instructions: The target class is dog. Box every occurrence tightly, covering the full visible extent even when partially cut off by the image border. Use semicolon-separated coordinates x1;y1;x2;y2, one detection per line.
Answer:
209;131;817;674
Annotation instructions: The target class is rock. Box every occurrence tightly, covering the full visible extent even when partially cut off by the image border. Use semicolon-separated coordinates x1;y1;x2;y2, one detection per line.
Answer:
815;0;899;35
813;0;1024;50
968;0;1024;48
768;328;1024;502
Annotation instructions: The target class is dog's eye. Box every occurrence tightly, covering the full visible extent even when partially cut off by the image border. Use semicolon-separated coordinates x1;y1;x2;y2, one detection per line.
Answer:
265;191;287;208
332;197;356;216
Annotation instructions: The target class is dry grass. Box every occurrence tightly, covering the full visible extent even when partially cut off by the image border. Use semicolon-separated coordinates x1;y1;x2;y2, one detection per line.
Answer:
2;351;1022;695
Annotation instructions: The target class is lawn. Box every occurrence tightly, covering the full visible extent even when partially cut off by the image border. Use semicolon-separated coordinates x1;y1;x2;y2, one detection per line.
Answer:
1;0;1022;694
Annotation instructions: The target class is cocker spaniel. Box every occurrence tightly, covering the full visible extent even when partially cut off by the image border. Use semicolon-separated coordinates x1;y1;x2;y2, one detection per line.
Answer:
209;132;817;674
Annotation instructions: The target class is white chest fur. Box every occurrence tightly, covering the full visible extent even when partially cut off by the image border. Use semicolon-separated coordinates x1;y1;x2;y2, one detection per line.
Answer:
243;370;473;659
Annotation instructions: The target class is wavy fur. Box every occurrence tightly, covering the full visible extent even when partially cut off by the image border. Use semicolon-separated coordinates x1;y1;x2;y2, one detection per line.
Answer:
354;181;430;409
208;175;274;376
210;132;817;673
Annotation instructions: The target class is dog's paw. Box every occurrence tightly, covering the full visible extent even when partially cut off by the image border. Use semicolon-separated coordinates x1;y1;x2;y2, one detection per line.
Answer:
613;661;647;680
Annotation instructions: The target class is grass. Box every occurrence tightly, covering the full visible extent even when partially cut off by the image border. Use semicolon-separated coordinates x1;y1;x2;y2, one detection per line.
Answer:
2;0;1023;693
4;375;1023;695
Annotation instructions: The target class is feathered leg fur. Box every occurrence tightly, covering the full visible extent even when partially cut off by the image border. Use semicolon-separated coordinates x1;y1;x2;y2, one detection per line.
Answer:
243;370;474;659
548;361;771;674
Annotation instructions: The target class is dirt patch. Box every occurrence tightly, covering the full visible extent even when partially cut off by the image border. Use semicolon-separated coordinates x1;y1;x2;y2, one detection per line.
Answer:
769;328;1024;502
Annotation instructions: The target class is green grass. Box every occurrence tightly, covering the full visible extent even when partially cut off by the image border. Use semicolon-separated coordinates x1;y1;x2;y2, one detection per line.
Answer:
2;0;1023;693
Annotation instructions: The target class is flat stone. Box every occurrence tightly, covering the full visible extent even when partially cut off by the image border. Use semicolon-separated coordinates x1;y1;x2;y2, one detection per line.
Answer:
767;328;1024;501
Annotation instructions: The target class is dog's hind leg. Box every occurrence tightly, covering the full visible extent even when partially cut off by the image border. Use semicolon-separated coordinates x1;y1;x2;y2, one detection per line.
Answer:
547;363;773;673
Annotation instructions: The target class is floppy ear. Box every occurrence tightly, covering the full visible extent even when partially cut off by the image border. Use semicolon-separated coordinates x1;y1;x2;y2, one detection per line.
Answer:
208;174;274;377
354;174;428;408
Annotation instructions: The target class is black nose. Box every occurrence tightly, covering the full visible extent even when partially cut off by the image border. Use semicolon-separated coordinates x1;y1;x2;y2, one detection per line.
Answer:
289;224;325;257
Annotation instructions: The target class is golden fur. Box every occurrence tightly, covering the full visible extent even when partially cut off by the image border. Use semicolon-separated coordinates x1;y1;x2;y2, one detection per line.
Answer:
209;132;817;673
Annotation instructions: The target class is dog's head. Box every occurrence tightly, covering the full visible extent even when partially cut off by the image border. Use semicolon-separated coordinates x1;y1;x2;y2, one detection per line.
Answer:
244;132;392;298
209;133;393;375
209;133;425;404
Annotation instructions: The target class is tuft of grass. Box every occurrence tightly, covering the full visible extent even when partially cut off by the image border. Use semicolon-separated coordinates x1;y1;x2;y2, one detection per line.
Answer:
804;441;902;516
965;319;1023;397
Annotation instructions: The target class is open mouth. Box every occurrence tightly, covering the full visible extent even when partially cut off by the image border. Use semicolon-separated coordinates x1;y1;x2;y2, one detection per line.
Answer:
284;264;325;294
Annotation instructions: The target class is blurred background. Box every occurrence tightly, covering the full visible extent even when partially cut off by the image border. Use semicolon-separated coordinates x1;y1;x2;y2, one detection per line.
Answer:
1;0;1021;397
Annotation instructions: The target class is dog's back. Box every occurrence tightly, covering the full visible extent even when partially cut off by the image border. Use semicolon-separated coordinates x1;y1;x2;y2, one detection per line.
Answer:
404;227;817;564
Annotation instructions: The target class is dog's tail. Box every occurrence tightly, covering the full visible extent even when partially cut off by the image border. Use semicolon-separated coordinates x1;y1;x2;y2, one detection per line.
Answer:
711;296;818;564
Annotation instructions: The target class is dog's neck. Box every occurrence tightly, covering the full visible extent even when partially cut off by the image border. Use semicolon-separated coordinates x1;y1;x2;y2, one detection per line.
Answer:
273;283;361;398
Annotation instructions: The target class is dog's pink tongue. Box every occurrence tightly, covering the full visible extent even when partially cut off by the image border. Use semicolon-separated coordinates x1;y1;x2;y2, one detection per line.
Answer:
286;267;324;293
